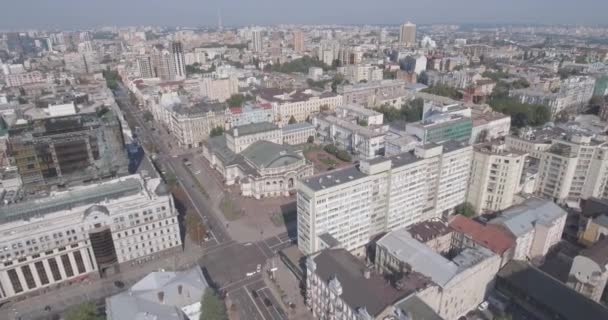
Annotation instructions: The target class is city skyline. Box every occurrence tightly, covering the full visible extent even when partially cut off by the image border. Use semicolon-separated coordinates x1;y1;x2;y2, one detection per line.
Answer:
2;0;608;30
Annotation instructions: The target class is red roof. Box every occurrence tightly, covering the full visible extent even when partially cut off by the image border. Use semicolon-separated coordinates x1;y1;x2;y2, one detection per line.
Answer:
449;215;515;255
229;107;242;114
259;103;273;109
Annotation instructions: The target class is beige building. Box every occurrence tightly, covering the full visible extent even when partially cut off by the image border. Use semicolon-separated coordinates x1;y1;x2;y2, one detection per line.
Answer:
256;88;342;125
282;122;316;145
0;174;181;302
399;22;416;47
293;30;305;52
202;122;313;199
225;122;282;153
170;101;227;149
200;77;239;103
338;80;409;107
467;142;527;214
376;228;502;320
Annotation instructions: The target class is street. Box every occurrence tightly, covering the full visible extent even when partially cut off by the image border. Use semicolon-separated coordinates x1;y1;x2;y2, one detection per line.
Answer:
114;84;289;320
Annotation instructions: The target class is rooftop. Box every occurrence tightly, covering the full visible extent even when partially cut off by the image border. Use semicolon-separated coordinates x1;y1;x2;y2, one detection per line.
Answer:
301;165;368;192
310;249;429;317
240;141;302;169
407;219;452;243
227;122;279;137
0;176;145;224
282;122;315;133
449;215;515;255
497;260;608;320
490;198;567;237
581;237;608;270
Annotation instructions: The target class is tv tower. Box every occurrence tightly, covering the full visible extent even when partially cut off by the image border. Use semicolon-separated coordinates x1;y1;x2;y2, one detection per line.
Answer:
218;8;223;31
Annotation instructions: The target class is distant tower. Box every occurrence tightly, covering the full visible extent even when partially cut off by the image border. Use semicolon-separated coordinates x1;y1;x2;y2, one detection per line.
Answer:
251;28;263;53
170;41;186;80
399;22;417;47
218;8;223;31
293;30;305;52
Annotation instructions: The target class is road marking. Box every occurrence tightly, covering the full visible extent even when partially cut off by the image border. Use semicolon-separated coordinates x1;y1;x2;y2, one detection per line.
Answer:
243;287;267;320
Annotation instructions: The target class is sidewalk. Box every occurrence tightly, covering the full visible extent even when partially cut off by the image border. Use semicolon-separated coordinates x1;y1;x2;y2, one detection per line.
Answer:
2;241;204;320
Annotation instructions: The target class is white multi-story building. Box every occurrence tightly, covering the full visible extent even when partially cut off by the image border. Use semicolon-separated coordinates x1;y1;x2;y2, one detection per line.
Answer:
256;88;342;125
338;80;409;107
490;198;566;262
200;77;239;103
282;122;316;145
313;114;386;159
170;101;227;149
0;174;181;302
5;71;44;87
467;142;527;214
338;64;383;84
510;76;595;116
297;141;472;255
225;122;282;153
225;102;274;128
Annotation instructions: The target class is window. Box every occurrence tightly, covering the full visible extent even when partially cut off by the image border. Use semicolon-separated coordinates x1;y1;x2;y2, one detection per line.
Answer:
7;269;23;293
21;265;36;289
73;252;86;274
35;261;49;285
61;255;74;277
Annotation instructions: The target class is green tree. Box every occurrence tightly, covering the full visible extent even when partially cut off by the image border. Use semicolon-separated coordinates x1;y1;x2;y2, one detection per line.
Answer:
357;119;368;127
288;116;297;124
210;126;224;137
64;302;102;320
200;290;228;320
456;202;476;218
226;94;252;107
185;210;207;244
307;136;315;144
421;85;463;100
143;111;154;122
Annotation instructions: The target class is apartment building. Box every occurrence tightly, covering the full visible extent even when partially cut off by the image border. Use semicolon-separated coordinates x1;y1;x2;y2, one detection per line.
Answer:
338;64;383;84
296;141;472;255
467;142;527;214
490;198;567;262
5;71;44;87
225;103;274;128
0;174;181;302
305;249;431;320
170;101;227;149
510;76;595;116
337;80;409;107
566;238;608;302
406;114;472;145
375;228;502;320
256;88;342;125
201;77;239;103
313;114;386;159
282;122;316;145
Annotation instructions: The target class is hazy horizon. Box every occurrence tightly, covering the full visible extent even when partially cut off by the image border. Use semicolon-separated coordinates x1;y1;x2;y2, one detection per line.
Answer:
2;0;608;30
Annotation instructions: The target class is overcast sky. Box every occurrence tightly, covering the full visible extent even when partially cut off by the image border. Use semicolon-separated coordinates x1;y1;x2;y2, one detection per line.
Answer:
1;0;607;30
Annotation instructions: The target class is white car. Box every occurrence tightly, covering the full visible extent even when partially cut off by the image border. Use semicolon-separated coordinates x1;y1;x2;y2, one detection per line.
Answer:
477;301;489;311
256;264;261;272
246;272;256;277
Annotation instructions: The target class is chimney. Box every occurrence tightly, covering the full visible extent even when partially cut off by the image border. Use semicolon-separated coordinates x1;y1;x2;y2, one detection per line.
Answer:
157;291;164;303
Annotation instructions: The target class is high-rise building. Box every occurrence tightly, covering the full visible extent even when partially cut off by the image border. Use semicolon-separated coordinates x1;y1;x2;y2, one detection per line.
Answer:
467;142;527;214
399;22;417;47
8;111;128;191
251;29;263;53
136;55;155;79
293;30;305;52
151;46;172;81
170;41;186;80
297;141;472;255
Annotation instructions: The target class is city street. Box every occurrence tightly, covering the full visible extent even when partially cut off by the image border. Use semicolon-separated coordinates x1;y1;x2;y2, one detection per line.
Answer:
114;84;290;320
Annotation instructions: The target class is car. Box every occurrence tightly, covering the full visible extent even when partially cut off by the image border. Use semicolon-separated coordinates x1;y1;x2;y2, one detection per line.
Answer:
478;301;489;311
114;280;125;288
256;264;261;272
264;298;272;307
246;271;256;277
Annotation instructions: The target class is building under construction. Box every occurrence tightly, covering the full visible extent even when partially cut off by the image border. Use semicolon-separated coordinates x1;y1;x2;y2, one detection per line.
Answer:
7;110;128;192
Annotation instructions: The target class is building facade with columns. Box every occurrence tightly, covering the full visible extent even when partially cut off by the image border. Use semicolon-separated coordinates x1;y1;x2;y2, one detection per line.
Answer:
0;174;181;302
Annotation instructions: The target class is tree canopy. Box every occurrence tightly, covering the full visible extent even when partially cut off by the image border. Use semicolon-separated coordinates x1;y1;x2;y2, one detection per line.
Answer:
421;85;463;100
225;94;253;107
210;126;225;137
271;56;333;74
200;290;228;320
376;98;425;123
288;116;297;124
64;302;102;320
